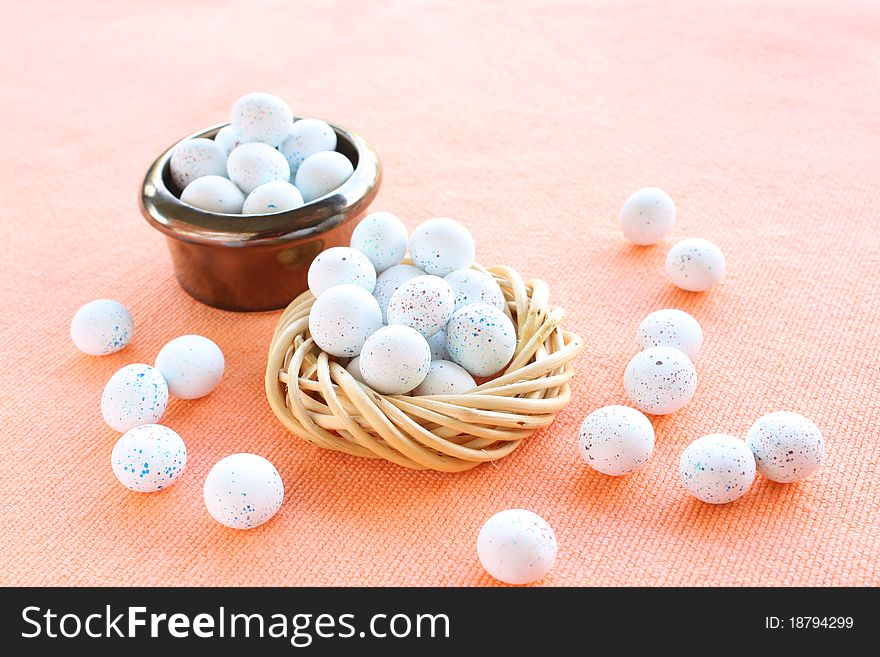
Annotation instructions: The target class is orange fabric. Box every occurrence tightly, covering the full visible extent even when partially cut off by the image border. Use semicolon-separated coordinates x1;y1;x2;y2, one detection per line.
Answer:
1;0;878;587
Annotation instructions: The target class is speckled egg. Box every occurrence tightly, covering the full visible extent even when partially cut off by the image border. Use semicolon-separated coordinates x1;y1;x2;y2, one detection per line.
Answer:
307;246;376;297
446;303;517;377
666;238;726;292
180;175;245;213
426;329;449;360
308;284;383;357
294;151;354;203
444;268;505;312
619;187;676;245
412;360;476;396
203;453;284;530
477;509;558;585
372;264;425;323
111;424;186;493
169;138;227;191
279;118;337;179
155;335;224;400
227;142;290;195
350;211;408;273
746;411;825;483
624;346;697;415
578;405;655;476
70;299;133;356
680;434;756;504
409;217;476;276
345;356;366;383
358;325;431;394
636;308;703;360
101;364;169;432
213;125;244;155
386;275;455;337
242;180;304;214
230;92;294;147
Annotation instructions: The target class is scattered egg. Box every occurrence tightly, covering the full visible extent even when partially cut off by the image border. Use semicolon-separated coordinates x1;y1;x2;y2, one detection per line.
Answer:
242;180;304;214
358;325;431;394
307;246;377;297
180;175;245;213
345;356;366;383
155;335;225;400
279;118;337;179
111;424;186;493
227;142;291;194
101;364;169;432
636;308;703;360
294;151;354;203
308;284;383;357
203;453;284;529
666;237;726;292
444;268;505;312
426;329;448;360
578;405;655;476
477;509;557;585
350;211;408;273
412;360;476;395
624;346;697;415
213;125;244;155
679;434;756;504
372;264;425;323
619;187;676;245
746;411;825;483
409;217;476;276
230;92;294;147
70;299;133;356
446;303;517;376
169;138;227;191
386;275;455;337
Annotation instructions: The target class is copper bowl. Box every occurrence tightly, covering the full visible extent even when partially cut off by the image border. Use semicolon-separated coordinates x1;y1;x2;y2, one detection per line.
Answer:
139;121;381;312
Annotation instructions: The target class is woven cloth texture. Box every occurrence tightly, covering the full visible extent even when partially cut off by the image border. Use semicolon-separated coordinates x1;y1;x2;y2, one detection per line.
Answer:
1;0;878;586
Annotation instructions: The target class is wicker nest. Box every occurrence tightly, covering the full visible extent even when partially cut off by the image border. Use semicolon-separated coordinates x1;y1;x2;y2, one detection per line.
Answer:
265;263;584;472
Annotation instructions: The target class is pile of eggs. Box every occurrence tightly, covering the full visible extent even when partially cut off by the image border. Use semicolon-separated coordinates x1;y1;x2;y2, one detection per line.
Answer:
169;92;353;214
307;213;516;394
71;300;283;530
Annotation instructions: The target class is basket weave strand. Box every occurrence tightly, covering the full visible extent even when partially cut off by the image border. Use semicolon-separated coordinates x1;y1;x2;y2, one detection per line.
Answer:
265;264;584;472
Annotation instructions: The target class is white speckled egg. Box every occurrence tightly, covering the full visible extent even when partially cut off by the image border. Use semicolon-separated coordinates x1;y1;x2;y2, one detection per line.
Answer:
308;246;376;297
624;346;697;415
180;175;245;213
345;356;366;383
230;92;294;147
680;434;756;504
213;125;244;156
227;142;290;195
426;329;448;360
308;284;383;357
619;187;676;245
386;275;455;337
444;268;505;312
477;509;557;585
155;335;224;400
358;325;431;394
666;238;726;292
746;411;825;483
70;299;133;356
294;151;354;203
111;424;187;493
350;211;408;273
279;118;337;179
446;304;517;377
372;264;425;323
578;405;654;476
409;217;476;276
412;360;476;396
169;138;227;191
203;453;284;530
242;180;304;214
101;364;169;432
636;308;703;360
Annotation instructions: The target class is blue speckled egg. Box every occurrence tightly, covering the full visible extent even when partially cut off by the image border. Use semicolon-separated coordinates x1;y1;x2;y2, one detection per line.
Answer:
278;118;337;179
169;138;227;191
578;405;654;476
203;453;284;530
386;275;454;337
679;434;756;504
155;335;225;400
746;411;825;483
111;424;187;493
70;299;133;356
101;364;169;432
373;264;425;323
477;509;558;585
444;268;505;312
446;303;516;377
358;325;431;394
350;211;408;273
308;246;376;297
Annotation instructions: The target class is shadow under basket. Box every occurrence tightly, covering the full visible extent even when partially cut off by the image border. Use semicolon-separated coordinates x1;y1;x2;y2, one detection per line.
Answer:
265;264;584;472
